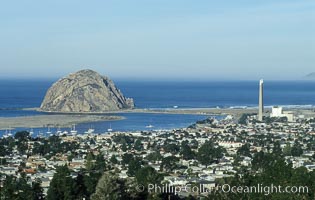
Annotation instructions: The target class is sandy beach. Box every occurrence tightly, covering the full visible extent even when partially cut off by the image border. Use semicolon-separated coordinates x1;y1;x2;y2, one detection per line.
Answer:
0;114;123;129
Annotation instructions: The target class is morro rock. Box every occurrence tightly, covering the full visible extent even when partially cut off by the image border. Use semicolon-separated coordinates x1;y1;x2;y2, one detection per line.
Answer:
40;69;134;112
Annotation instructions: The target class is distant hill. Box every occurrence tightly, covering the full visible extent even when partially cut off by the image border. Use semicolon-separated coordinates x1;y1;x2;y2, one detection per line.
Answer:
304;72;315;79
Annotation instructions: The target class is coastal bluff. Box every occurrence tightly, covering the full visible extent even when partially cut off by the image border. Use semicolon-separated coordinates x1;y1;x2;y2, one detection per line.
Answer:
40;69;134;112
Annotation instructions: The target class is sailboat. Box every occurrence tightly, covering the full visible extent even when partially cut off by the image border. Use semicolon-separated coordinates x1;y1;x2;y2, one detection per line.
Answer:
3;129;9;138
7;128;12;137
46;126;52;135
56;127;62;135
107;124;113;132
29;128;34;136
38;131;43;138
70;124;78;135
145;118;154;128
84;125;95;134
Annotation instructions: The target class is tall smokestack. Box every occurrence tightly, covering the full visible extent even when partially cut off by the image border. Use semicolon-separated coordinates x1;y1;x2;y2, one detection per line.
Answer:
258;79;264;121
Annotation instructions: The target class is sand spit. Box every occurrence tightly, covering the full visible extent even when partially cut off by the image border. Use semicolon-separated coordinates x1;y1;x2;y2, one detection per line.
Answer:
0;115;123;129
2;107;314;129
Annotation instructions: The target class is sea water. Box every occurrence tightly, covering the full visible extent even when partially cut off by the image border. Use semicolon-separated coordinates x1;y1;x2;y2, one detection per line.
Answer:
0;79;314;135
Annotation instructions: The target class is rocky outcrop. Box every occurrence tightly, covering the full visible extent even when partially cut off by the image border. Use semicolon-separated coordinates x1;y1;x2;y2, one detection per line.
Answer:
40;69;134;112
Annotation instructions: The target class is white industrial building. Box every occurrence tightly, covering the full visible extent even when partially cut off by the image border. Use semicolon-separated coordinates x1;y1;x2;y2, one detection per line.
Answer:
270;106;294;122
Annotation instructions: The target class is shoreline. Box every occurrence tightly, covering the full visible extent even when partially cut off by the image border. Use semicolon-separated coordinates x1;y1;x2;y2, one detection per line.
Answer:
0;115;124;130
1;107;314;130
33;107;262;117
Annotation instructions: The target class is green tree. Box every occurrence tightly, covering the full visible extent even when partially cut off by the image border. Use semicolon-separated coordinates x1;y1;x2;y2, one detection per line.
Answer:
84;171;103;197
110;155;118;165
121;142;128;152
127;157;142;176
180;142;195;160
32;178;45;200
283;143;292;156
164;143;180;154
67;154;74;162
16;141;28;154
0;137;15;156
0;142;8;156
14;131;30;141
251;151;274;172
90;172;127;200
190;139;199;149
134;139;143;151
238;114;251;124
291;141;303;157
86;153;95;171
135;166;164;200
237;143;251;157
197;141;224;167
161;156;179;172
146;152;162;163
15;131;30;155
47;165;77;200
207;152;314;199
0;174;42;200
272;141;282;155
122;153;133;166
95;154;106;172
135;166;163;186
74;173;88;200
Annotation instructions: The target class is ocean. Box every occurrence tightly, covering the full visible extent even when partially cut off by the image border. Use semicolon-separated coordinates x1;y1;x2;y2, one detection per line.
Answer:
115;80;315;109
0;80;314;135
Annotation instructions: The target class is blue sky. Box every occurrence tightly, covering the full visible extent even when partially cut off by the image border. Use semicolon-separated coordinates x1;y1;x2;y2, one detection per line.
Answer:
0;0;314;80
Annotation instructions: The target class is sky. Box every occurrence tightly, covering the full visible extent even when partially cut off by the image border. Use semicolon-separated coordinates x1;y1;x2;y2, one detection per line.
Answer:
0;0;314;80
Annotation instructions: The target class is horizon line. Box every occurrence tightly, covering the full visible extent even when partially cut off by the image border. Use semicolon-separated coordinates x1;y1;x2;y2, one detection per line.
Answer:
0;76;314;82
